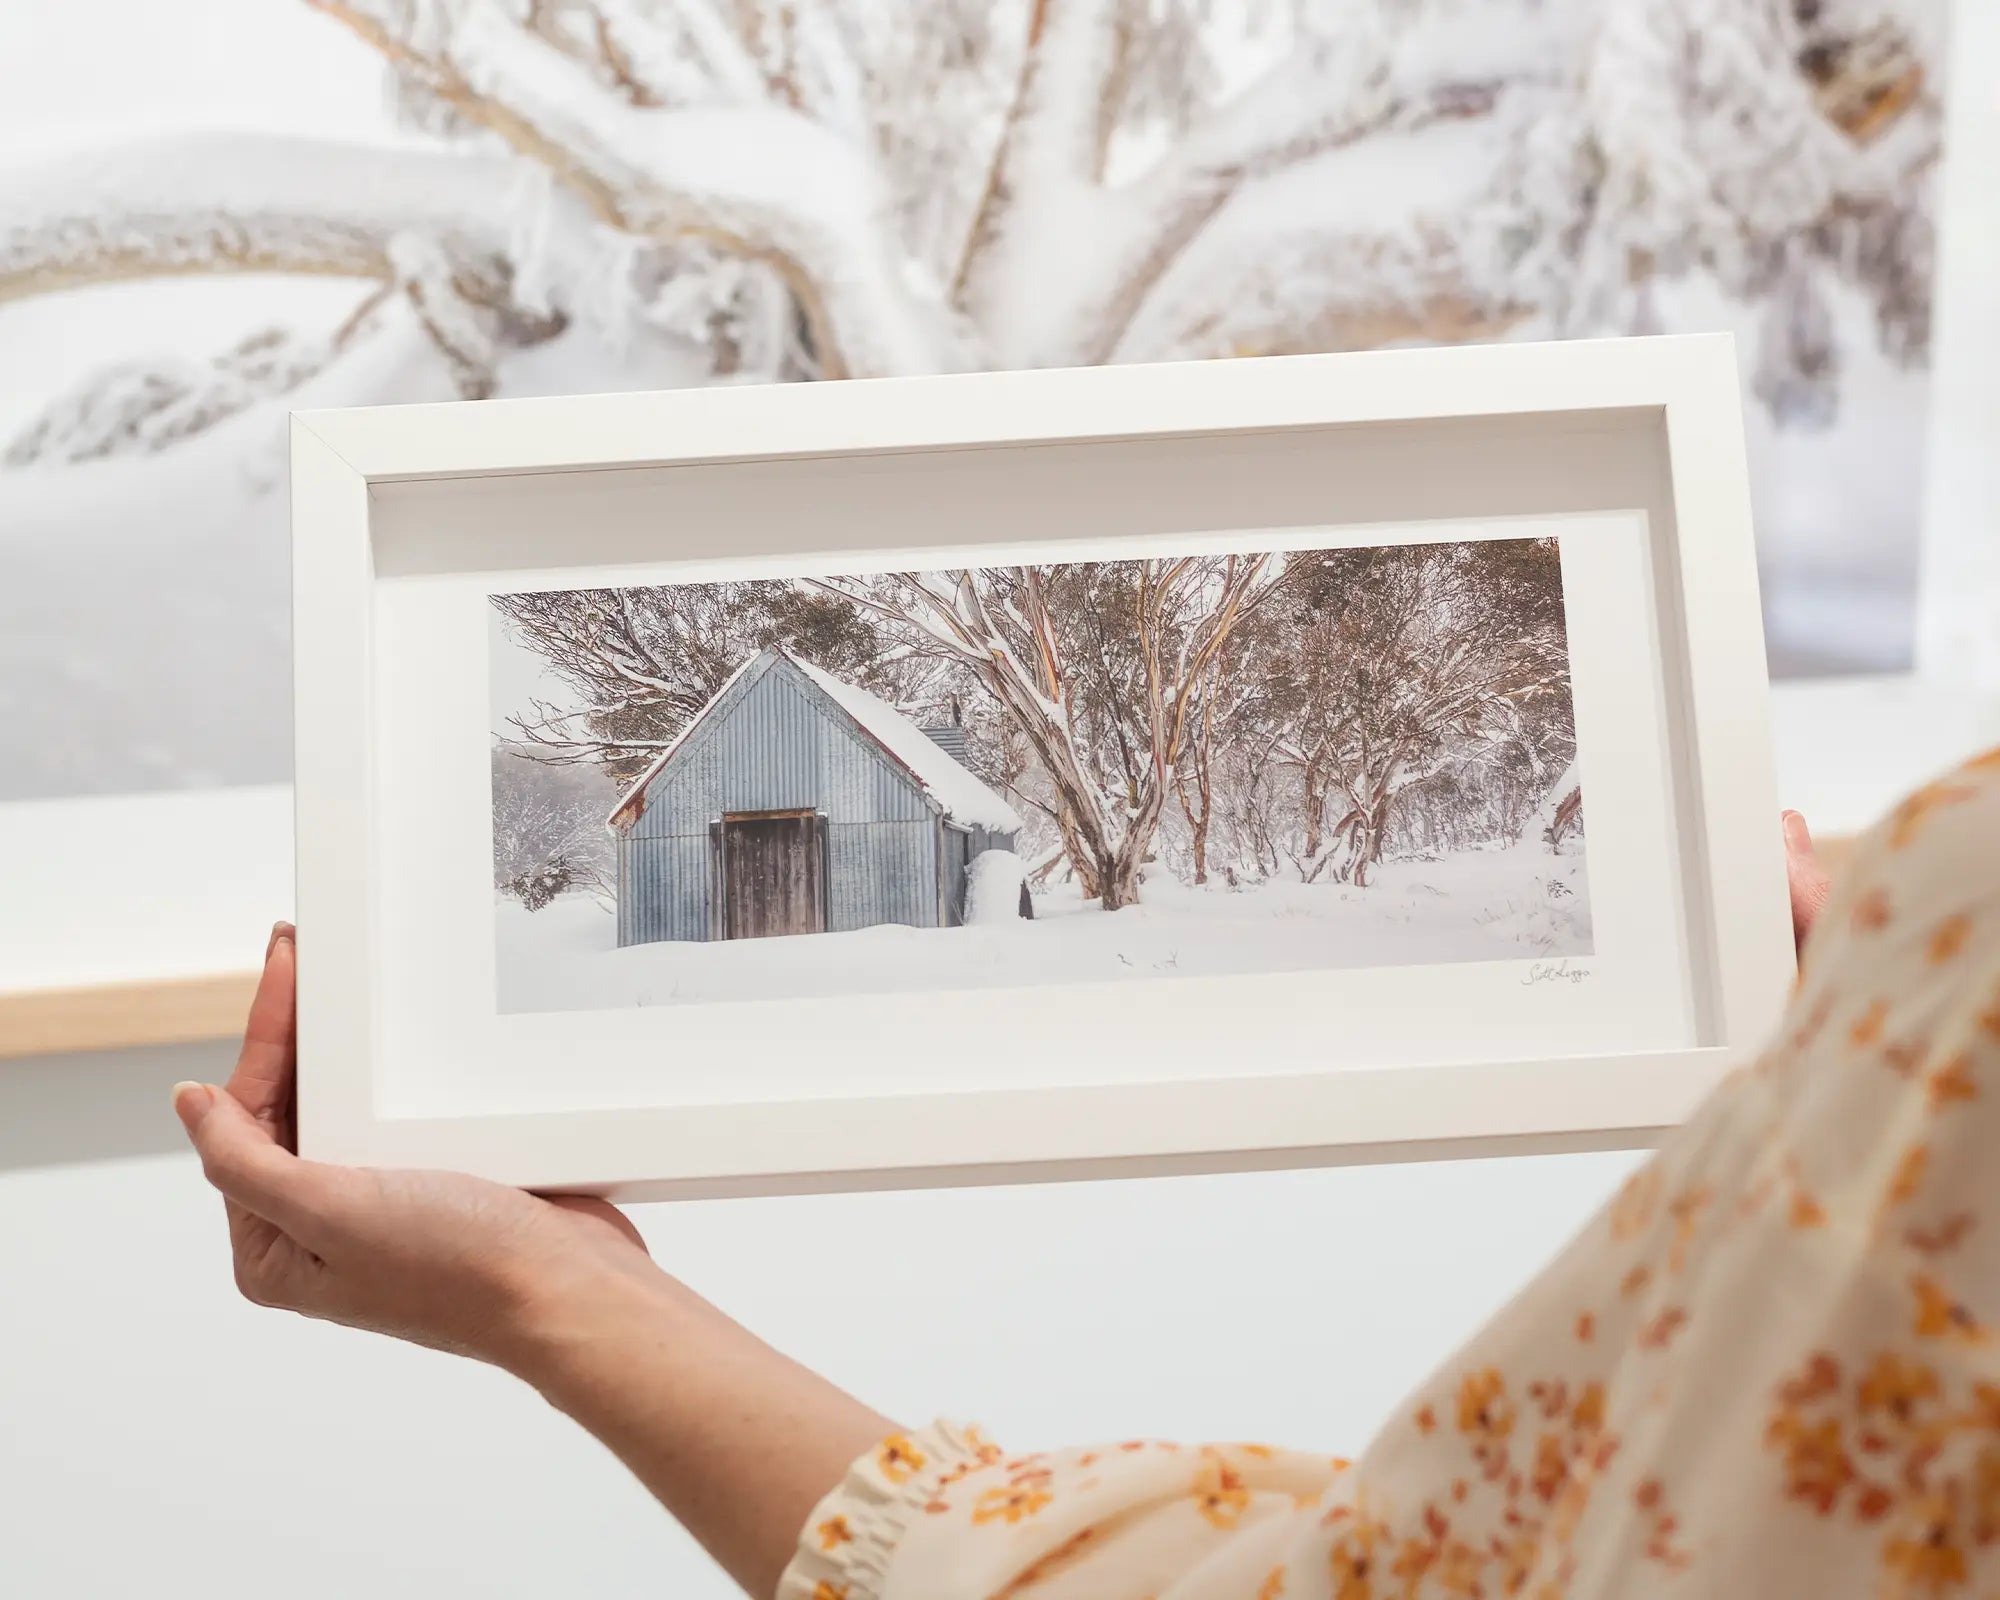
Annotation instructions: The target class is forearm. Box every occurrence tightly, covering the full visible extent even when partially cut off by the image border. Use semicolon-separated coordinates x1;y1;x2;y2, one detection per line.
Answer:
506;1260;897;1600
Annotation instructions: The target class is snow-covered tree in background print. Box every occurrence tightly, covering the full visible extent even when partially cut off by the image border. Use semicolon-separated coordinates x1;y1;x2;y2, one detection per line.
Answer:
491;579;940;782
1251;540;1573;887
811;558;1285;909
490;745;617;906
0;0;1941;463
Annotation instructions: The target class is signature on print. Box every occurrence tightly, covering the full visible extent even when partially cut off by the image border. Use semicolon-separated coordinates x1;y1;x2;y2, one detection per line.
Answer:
1522;959;1594;987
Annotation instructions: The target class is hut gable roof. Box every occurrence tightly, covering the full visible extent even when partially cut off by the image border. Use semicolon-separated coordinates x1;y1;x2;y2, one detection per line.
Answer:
786;656;1022;833
607;649;1022;833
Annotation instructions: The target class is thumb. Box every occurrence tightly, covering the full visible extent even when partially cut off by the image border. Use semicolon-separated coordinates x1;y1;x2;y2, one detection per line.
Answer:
172;1079;216;1136
1783;811;1833;946
175;1081;330;1238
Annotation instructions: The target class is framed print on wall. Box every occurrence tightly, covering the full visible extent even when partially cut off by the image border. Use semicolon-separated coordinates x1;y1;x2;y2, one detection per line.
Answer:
292;333;1796;1200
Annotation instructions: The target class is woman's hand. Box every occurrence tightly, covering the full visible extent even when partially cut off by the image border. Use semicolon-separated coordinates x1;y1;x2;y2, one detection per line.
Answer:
182;925;898;1600
175;924;653;1369
1783;810;1833;956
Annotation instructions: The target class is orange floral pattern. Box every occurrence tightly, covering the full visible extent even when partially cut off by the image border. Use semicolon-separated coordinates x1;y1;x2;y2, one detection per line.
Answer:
780;749;2000;1600
973;1481;1054;1527
817;1516;853;1551
876;1435;926;1485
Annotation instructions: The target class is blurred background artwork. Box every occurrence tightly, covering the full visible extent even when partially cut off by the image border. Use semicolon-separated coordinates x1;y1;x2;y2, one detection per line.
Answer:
0;0;1949;803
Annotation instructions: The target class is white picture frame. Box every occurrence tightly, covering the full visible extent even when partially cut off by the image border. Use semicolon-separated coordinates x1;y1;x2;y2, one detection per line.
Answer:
292;333;1797;1200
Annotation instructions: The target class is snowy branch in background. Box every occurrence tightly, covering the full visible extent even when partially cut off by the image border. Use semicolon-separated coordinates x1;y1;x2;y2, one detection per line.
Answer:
307;0;953;378
0;133;552;304
7;313;375;468
0;133;609;459
1479;0;1941;410
2;0;1946;465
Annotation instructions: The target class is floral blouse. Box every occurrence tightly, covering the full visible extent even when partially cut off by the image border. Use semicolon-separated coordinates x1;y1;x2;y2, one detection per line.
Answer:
779;747;2000;1600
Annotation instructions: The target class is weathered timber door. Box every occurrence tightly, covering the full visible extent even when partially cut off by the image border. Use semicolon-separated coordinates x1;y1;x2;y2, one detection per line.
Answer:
720;811;826;939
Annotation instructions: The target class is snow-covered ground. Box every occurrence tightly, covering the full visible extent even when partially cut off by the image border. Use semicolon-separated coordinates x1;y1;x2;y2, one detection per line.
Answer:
495;843;1591;1014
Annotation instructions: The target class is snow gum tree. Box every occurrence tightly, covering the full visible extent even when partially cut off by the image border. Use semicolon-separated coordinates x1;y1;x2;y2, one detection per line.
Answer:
812;558;1284;909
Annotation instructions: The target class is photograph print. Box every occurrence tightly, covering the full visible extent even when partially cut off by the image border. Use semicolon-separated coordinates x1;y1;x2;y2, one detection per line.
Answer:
488;537;1590;1015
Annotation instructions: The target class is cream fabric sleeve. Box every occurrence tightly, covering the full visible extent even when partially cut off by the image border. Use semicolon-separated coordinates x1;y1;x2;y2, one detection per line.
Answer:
778;748;2000;1600
777;1423;1346;1600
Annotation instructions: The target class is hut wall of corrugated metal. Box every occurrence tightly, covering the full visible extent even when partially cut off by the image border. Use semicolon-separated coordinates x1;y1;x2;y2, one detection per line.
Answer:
618;660;939;944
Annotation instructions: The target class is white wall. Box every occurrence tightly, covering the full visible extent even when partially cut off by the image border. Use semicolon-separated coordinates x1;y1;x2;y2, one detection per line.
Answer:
1917;0;2000;688
0;1038;1639;1598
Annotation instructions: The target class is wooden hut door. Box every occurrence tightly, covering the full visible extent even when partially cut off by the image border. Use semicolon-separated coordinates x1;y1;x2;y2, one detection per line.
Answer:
720;811;826;940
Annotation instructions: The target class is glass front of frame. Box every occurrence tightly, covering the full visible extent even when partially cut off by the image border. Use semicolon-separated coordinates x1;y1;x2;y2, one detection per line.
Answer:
360;494;1704;1123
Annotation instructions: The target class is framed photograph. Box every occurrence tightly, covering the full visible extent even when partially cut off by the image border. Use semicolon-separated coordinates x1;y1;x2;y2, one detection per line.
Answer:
293;333;1795;1199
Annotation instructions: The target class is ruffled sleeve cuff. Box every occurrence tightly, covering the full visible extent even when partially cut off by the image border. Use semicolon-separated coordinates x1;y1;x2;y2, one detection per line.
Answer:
777;1421;1002;1600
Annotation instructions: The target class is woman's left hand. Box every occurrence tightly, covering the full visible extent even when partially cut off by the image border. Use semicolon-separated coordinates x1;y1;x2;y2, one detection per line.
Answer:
181;924;898;1600
1783;810;1833;956
175;924;655;1368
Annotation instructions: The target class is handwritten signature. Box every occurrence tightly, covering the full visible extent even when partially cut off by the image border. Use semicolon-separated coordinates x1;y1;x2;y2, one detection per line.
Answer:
1522;959;1593;987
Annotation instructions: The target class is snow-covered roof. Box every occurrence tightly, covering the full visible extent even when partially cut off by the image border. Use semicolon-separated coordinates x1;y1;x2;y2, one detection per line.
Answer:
607;649;1022;833
789;656;1022;833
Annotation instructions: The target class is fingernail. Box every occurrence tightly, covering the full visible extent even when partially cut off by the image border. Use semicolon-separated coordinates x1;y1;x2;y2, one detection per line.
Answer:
266;921;294;957
1783;811;1813;850
171;1082;214;1133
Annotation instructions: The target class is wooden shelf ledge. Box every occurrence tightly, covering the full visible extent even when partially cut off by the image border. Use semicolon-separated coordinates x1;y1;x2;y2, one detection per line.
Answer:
0;972;259;1062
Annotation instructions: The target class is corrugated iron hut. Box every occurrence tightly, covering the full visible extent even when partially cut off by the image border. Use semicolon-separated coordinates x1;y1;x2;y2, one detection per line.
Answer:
606;649;1022;945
